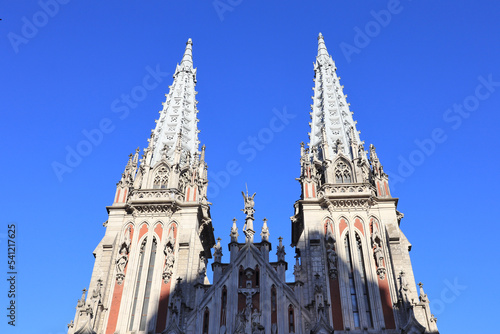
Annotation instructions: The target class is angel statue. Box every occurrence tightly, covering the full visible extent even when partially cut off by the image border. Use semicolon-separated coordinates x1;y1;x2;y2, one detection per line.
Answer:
241;189;256;218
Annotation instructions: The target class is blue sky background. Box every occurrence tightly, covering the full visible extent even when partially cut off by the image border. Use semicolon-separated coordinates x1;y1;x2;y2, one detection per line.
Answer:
2;1;499;333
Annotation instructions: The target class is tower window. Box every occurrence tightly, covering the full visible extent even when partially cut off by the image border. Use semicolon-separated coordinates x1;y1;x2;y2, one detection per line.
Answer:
271;285;278;325
202;308;210;334
220;286;227;326
356;234;373;328
139;238;157;330
345;233;360;328
153;166;169;189
129;239;146;331
288;305;295;333
335;161;352;183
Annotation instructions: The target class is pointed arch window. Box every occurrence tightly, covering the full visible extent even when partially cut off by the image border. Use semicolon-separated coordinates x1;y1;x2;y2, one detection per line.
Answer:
356;233;373;328
239;266;244;288
255;266;260;287
345;232;360;328
335;161;352;183
271;285;278;326
153;166;169;189
129;237;158;332
220;286;227;326
288;304;295;332
139;238;157;330
129;239;147;331
202;308;210;334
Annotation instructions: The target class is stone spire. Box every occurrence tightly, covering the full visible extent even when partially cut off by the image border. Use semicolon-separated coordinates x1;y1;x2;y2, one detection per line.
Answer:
149;38;200;167
309;33;363;161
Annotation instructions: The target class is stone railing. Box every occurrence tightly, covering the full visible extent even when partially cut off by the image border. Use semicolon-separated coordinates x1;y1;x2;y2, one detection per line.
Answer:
129;189;183;203
319;183;375;198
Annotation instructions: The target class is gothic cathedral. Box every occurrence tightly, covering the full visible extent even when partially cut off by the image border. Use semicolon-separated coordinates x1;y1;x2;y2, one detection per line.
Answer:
67;34;439;334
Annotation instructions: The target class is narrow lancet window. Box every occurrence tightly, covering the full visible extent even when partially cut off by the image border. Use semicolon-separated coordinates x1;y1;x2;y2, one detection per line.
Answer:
288;304;295;333
202;308;210;334
220;286;227;326
129;239;147;331
139;238;157;330
356;234;373;328
345;233;360;328
271;285;278;326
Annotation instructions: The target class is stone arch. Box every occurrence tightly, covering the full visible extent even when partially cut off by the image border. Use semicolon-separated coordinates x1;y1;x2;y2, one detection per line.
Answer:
152;163;170;189
353;216;365;236
323;216;335;234
333;156;353;183
338;216;349;238
153;221;163;241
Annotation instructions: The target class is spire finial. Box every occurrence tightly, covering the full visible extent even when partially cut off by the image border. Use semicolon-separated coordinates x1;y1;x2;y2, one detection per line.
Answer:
317;32;329;58
230;218;238;242
261;218;269;242
180;38;193;67
200;145;206;162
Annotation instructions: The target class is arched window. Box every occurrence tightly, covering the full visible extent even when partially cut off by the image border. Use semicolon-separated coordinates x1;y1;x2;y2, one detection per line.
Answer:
271;286;277;326
335;161;352;183
356;234;373;328
288;304;295;333
345;233;360;328
139;238;157;330
239;266;244;288
129;238;158;332
220;286;227;326
129;239;147;331
255;266;260;287
202;308;210;334
153;166;169;189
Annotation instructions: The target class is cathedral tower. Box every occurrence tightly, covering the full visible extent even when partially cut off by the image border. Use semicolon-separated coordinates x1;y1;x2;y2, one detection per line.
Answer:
68;35;439;334
68;39;215;334
290;33;438;333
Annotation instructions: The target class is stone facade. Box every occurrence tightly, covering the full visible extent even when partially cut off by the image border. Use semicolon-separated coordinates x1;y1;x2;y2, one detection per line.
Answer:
67;35;439;334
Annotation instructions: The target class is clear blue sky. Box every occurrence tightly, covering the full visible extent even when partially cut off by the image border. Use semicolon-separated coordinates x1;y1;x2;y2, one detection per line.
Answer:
2;1;499;333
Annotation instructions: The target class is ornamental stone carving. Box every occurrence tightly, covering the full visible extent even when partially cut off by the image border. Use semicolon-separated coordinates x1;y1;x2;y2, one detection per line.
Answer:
163;236;175;284
115;227;131;285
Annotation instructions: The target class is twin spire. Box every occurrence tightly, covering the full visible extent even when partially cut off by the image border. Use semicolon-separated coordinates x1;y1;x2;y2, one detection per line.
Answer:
147;34;362;167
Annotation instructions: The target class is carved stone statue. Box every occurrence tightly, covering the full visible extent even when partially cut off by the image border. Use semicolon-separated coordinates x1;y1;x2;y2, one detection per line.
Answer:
163;237;175;283
198;259;206;284
335;138;344;154
374;243;386;279
241;190;256;218
326;247;338;279
116;228;131;284
371;223;382;247
373;244;384;267
116;254;128;274
399;271;411;307
213;237;223;262
293;255;302;281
